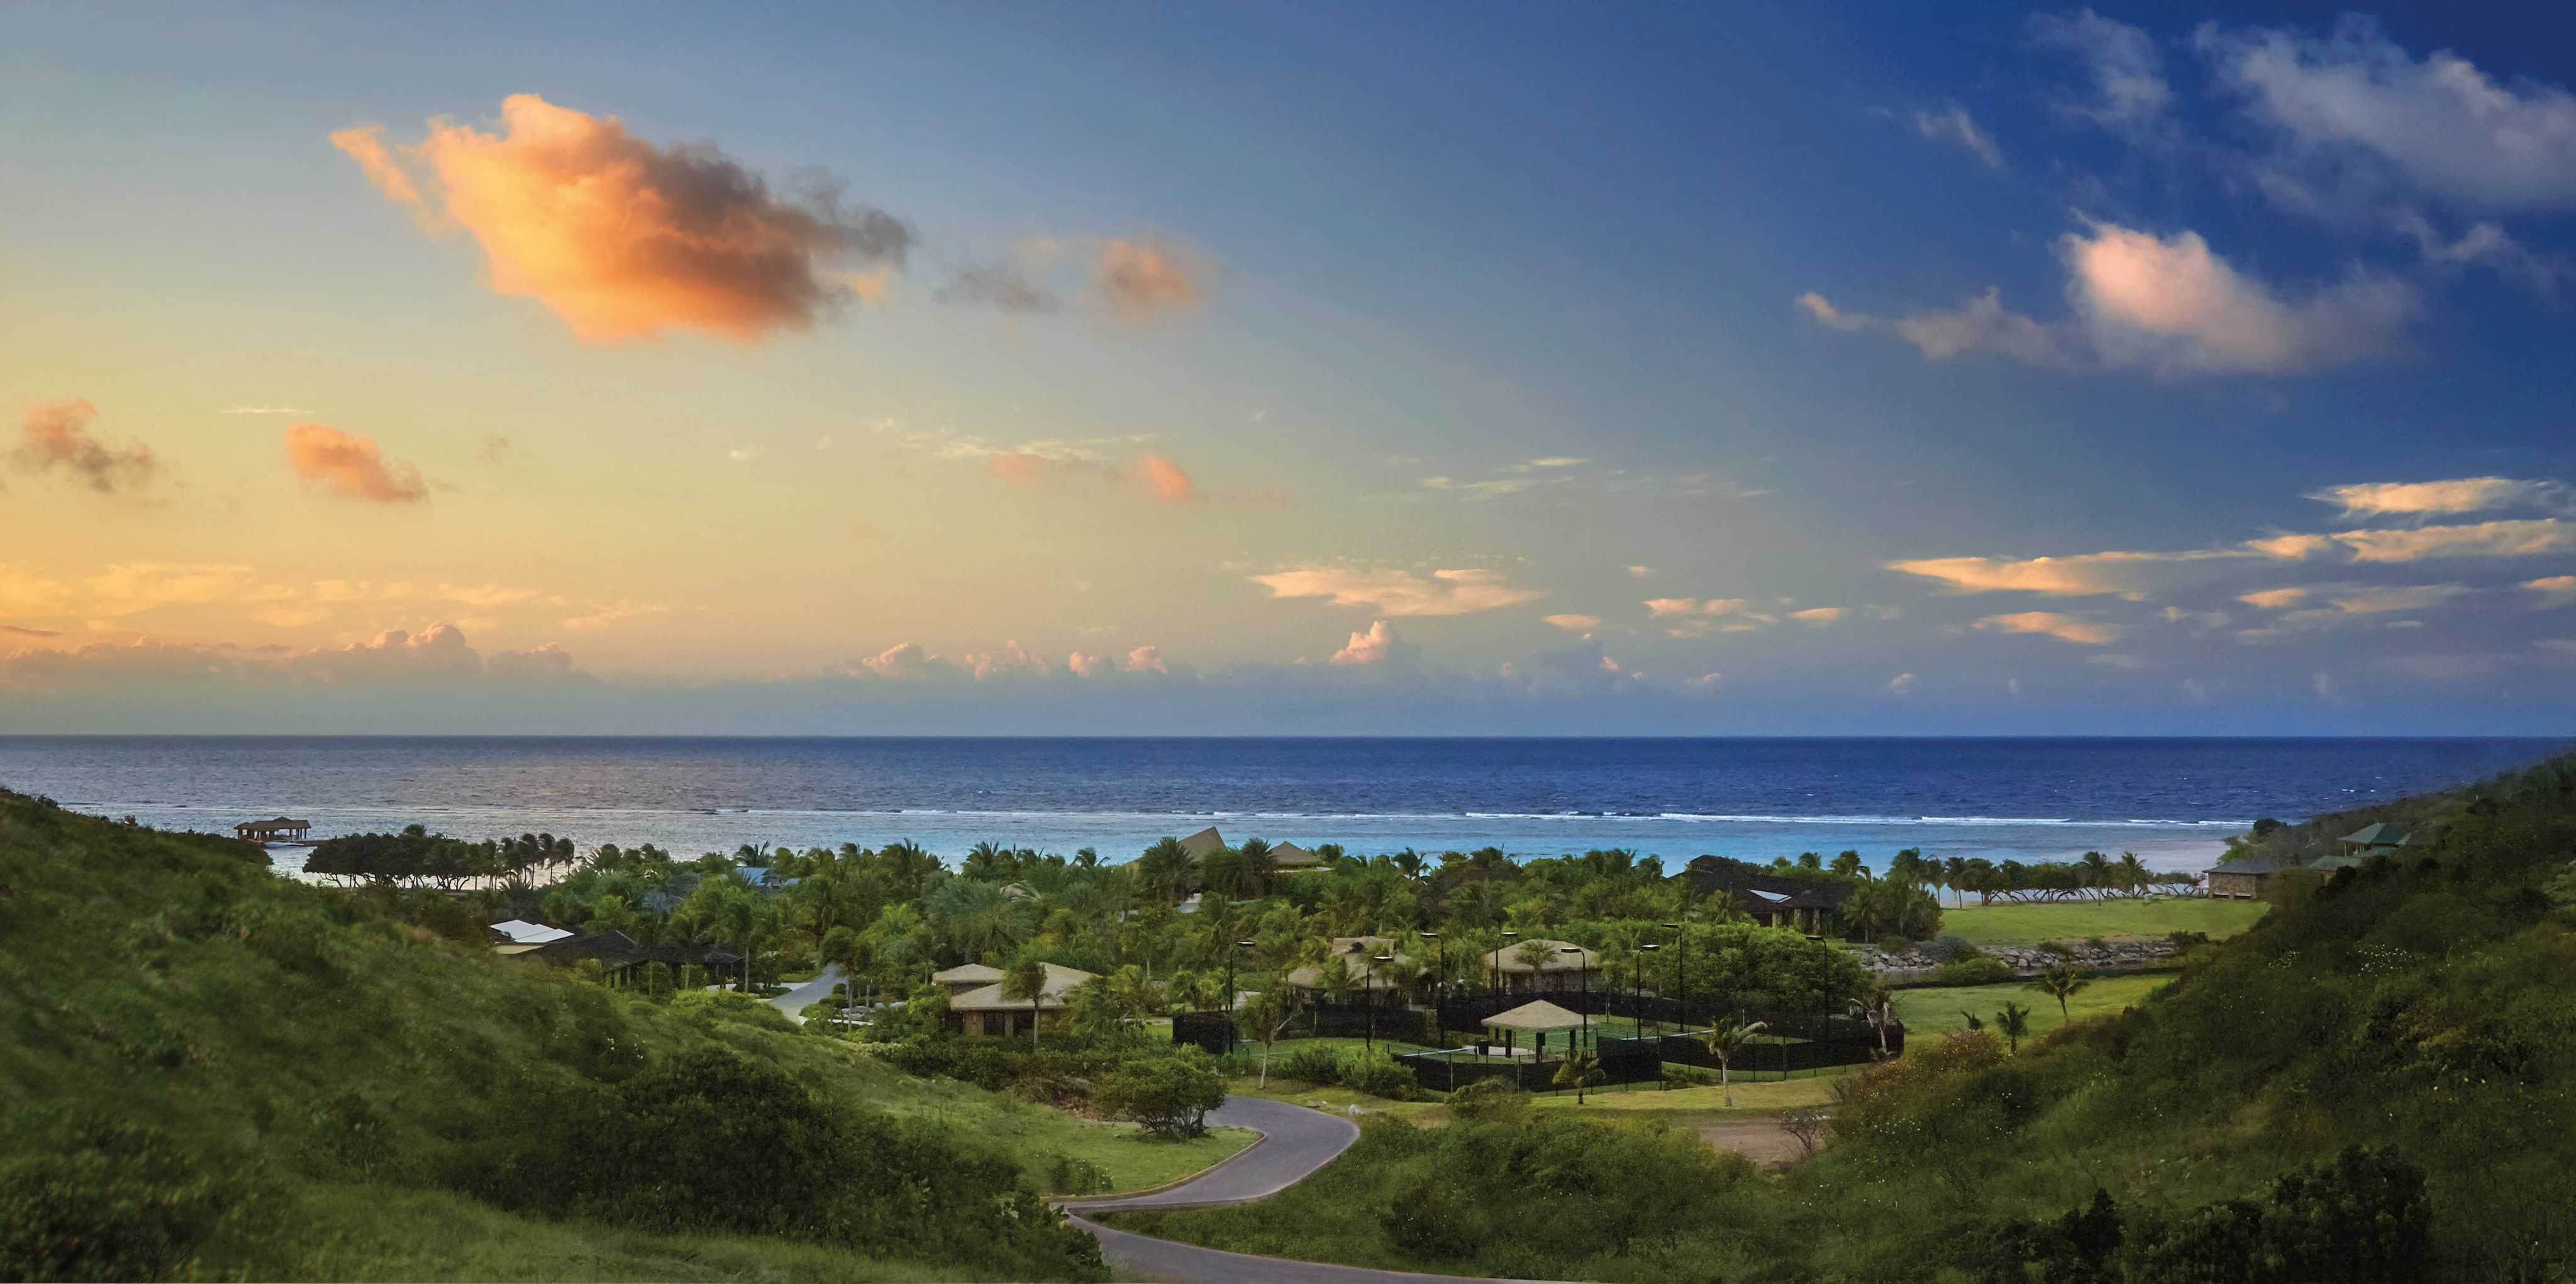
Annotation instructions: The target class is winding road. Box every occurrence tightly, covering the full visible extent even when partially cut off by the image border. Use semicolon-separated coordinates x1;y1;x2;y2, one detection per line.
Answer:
1058;1096;1557;1284
765;963;843;1017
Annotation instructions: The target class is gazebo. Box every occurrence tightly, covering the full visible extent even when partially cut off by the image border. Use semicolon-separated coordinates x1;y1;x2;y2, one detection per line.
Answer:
235;816;311;844
1481;999;1587;1060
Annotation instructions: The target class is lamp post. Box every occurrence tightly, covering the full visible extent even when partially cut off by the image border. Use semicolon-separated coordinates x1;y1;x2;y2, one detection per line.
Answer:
1561;946;1587;1052
1229;939;1254;1055
1420;931;1442;1039
1366;953;1393;1053
1640;943;1658;1038
1663;921;1685;1032
1496;929;1517;995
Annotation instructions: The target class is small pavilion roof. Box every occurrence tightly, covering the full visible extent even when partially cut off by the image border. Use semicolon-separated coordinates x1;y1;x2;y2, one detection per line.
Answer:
931;963;1007;986
1177;827;1227;859
1483;1000;1587;1032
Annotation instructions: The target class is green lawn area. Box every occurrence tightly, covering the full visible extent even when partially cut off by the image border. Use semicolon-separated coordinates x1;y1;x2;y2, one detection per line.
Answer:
1890;971;2170;1044
1939;897;2265;947
861;1070;1257;1193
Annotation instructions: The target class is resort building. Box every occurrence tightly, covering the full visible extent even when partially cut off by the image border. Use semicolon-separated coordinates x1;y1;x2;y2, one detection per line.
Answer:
1491;939;1600;994
930;962;1007;996
2207;822;2427;898
2338;823;2421;858
947;962;1100;1038
1284;936;1415;995
1682;856;1845;933
235;816;312;843
489;919;574;954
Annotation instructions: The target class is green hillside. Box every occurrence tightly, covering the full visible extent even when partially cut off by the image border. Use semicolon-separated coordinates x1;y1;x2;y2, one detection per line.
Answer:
0;791;1106;1282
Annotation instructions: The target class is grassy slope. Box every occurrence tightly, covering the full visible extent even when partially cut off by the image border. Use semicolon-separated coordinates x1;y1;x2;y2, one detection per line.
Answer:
0;795;1163;1280
1888;971;2169;1043
1937;897;2267;946
863;1073;1254;1193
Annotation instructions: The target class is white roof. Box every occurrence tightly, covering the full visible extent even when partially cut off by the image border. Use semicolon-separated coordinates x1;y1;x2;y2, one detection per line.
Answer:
947;962;1100;1010
490;919;573;944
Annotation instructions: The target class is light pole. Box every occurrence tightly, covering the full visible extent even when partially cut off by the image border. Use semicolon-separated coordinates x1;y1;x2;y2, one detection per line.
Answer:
1366;953;1392;1053
1640;943;1660;1038
1420;931;1442;1039
1663;921;1685;1032
1561;946;1587;1053
1230;939;1254;1055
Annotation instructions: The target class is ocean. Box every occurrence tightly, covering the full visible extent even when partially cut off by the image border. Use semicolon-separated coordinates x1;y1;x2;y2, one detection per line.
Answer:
1;736;2558;879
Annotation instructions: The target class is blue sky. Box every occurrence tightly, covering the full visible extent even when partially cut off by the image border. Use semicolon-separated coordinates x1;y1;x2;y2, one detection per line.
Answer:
1;2;2572;733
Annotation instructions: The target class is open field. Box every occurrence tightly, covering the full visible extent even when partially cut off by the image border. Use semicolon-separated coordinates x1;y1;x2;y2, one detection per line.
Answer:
1889;971;2169;1043
1939;897;2266;946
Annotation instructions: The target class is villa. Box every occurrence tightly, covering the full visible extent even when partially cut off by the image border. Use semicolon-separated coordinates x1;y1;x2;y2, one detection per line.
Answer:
235;816;312;844
1682;856;1845;933
1284;936;1414;995
948;961;1100;1038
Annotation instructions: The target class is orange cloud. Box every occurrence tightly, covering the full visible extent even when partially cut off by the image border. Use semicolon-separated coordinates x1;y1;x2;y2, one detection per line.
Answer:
12;399;157;493
1096;237;1207;319
1124;645;1169;673
285;423;428;502
988;451;1075;490
1128;452;1204;504
1330;621;1401;665
1255;567;1545;616
1974;611;2124;645
336;94;911;343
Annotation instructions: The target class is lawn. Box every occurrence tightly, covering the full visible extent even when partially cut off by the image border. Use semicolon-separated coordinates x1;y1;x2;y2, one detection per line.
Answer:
860;1070;1257;1193
1889;971;2170;1044
1938;897;2265;947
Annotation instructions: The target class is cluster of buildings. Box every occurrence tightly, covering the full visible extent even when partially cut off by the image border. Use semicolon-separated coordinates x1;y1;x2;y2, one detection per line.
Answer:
2202;824;2421;899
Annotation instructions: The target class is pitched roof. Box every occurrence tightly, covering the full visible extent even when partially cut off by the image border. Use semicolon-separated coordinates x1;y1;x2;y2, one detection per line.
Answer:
1483;999;1587;1031
1177;827;1226;859
931;963;1007;986
1493;939;1597;972
490;919;574;945
947;962;1101;1011
1269;841;1323;867
2340;822;2417;848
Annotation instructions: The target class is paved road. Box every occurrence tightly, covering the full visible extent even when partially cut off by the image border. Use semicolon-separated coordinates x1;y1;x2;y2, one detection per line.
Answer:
1061;1097;1555;1283
766;963;842;1017
1067;1096;1358;1212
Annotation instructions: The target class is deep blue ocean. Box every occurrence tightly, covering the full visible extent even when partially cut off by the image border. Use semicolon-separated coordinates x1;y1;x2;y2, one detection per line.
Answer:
0;736;2558;877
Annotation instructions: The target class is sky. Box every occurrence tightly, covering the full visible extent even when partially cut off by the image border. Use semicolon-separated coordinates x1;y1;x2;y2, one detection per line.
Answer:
3;1;2574;734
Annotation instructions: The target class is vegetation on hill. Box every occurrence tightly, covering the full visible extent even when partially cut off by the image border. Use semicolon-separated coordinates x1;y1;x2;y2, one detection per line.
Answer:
0;793;1105;1282
1123;747;2576;1281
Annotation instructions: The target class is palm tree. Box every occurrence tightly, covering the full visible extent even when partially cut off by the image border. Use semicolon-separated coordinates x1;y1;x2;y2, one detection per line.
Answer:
1001;958;1048;1047
2116;851;2148;900
879;840;940;898
1943;856;1970;907
1700;1018;1767;1106
2080;851;2113;900
2026;963;2090;1019
1995;1000;2032;1053
1514;939;1552;992
1553;1048;1605;1104
1849;987;1896;1055
1318;954;1357;1005
1136;837;1194;904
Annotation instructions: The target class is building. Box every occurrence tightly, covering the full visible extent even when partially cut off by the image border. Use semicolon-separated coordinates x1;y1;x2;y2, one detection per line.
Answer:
235;816;311;843
930;963;1007;996
1284;936;1415;995
1269;841;1327;870
2204;853;2309;899
489;919;574;955
1489;939;1600;994
1682;856;1845;933
2338;823;2421;858
2206;824;2424;899
947;962;1100;1038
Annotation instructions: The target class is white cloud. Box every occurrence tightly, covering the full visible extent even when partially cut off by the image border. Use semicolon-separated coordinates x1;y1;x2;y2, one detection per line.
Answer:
1911;106;2006;169
2202;16;2576;213
1891;289;2079;367
1124;645;1169;673
1790;607;1845;624
2060;221;2412;374
2311;476;2562;519
1329;621;1401;666
1419;475;1538;497
1974;611;2125;645
1884;672;1918;695
2323;584;2470;614
1796;292;1873;332
2239;587;2309;609
1542;614;1602;632
2031;9;2172;135
1888;550;2229;597
1253;565;1544;616
1626;565;1655;578
1067;651;1111;677
858;641;936;678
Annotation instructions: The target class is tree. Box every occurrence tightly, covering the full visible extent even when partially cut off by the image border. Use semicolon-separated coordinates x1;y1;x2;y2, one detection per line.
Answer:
1096;1056;1226;1137
1699;1018;1767;1106
2026;963;2090;1019
1553;1048;1605;1104
1849;986;1896;1054
1001;958;1048;1047
1318;954;1356;1004
1995;1000;2032;1053
1236;987;1302;1088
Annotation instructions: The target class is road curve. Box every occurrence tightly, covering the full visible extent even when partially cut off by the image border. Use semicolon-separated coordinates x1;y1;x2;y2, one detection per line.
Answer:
1060;1097;1556;1283
1066;1095;1358;1212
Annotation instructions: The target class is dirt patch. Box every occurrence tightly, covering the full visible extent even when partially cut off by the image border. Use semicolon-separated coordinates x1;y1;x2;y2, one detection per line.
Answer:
1699;1119;1810;1166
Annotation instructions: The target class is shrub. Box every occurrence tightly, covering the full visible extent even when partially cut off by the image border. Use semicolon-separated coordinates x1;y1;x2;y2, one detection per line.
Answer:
1341;1055;1420;1102
1096;1056;1225;1137
1875;934;1915;955
0;1112;240;1283
1044;1154;1112;1195
2140;1146;2429;1284
1933;955;2015;985
1277;1044;1344;1086
1923;933;1980;962
1444;1078;1533;1122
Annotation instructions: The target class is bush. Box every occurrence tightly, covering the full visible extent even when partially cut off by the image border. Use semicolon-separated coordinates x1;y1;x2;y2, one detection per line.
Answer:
2140;1146;2429;1283
1277;1044;1345;1086
1044;1154;1112;1195
1341;1056;1420;1102
1875;934;1915;955
1933;955;2015;985
1923;933;1980;962
0;1112;240;1283
1445;1078;1533;1122
1096;1056;1225;1137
